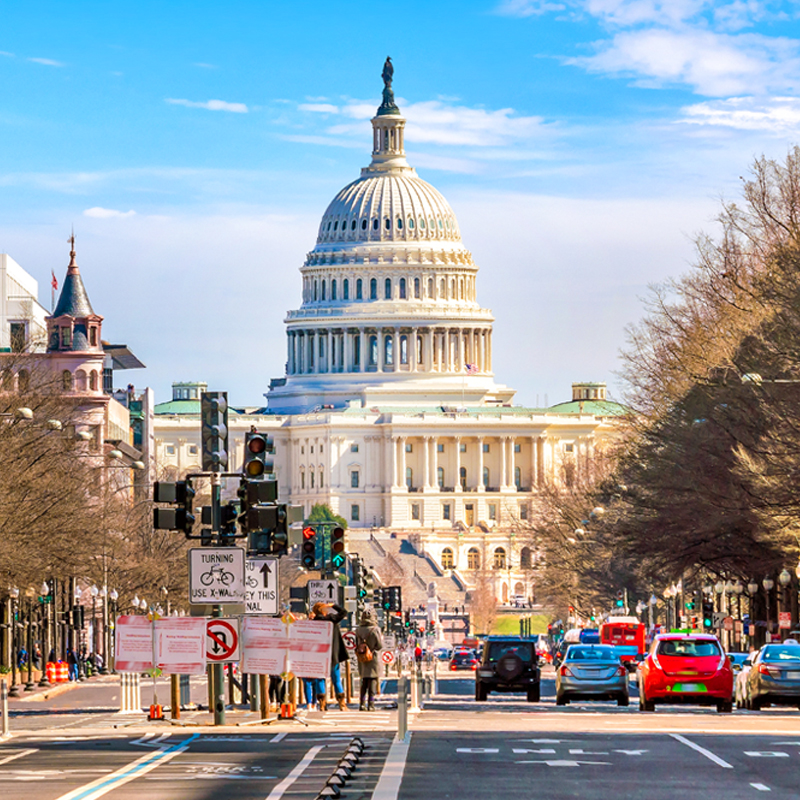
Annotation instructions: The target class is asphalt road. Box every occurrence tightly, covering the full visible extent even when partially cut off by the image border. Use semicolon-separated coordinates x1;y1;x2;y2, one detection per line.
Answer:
2;669;800;799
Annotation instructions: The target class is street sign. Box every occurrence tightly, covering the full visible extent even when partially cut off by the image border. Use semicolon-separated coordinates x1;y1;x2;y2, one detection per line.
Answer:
189;548;245;604
384;634;396;649
381;650;395;664
244;557;279;615
723;616;734;632
342;631;357;651
308;579;341;606
206;618;240;663
779;611;792;630
713;612;726;628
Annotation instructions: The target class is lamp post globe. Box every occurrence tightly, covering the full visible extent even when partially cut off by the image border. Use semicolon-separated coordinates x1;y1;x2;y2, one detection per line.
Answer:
748;581;759;595
779;569;792;587
763;577;775;592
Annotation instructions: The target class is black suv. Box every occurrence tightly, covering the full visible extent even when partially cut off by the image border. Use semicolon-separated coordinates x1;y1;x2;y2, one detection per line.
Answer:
475;636;541;702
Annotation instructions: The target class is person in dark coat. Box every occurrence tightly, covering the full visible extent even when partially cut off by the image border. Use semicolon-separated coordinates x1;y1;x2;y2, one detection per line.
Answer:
312;602;350;710
355;609;383;711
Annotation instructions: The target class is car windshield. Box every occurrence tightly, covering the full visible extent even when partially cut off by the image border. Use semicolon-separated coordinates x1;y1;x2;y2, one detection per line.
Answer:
566;646;617;661
487;642;534;662
762;646;800;662
657;639;721;658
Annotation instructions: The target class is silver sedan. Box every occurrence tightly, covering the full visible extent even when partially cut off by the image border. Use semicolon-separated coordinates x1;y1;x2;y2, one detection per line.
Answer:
555;644;630;706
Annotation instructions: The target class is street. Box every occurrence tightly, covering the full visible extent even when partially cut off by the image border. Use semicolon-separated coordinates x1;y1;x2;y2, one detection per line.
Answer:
3;669;800;799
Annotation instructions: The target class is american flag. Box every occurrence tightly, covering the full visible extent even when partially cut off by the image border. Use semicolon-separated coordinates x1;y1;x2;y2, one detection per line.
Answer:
465;363;478;375
51;270;58;291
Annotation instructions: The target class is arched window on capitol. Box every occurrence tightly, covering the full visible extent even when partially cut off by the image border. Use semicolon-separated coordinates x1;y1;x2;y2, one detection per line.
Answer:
405;467;413;489
400;335;408;364
399;278;406;299
482;466;490;487
368;335;378;367
520;547;532;569
370;279;377;300
332;279;337;300
441;548;454;569
459;466;467;489
467;548;480;570
384;335;393;366
384;278;392;299
343;279;349;300
437;466;444;488
494;548;507;569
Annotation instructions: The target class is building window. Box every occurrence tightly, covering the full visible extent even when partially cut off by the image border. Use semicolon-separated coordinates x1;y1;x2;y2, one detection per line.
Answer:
60;327;71;348
493;547;506;569
301;446;305;454
369;335;378;366
351;504;360;521
9;322;25;352
400;335;408;364
514;443;521;453
321;280;326;301
482;467;489;487
467;548;480;570
319;470;324;488
488;504;497;521
62;370;73;391
405;442;413;453
356;278;363;300
411;503;420;520
459;466;467;489
301;471;306;489
385;278;392;299
437;466;444;488
332;279;337;300
384;335;393;365
520;546;532;569
310;471;315;489
440;278;446;298
166;445;176;455
416;336;423;364
460;443;466;453
399;278;406;299
406;467;413;488
89;370;98;391
443;503;451;521
441;548;454;569
565;443;574;452
414;278;420;299
514;466;521;489
437;443;444;453
428;277;434;297
354;335;361;366
350;443;359;453
370;278;377;300
350;470;359;488
343;278;349;299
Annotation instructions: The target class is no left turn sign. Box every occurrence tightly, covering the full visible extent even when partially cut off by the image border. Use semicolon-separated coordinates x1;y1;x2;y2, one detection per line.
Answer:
206;618;240;663
381;650;395;664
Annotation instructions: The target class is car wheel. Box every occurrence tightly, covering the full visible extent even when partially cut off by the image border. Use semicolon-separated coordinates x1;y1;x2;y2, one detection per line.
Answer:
555;694;568;706
617;694;630;707
717;700;733;714
750;696;762;711
639;688;655;712
475;683;488;702
527;686;540;703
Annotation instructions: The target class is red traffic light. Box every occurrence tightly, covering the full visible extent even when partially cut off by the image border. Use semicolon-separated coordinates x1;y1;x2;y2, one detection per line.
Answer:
248;435;267;454
302;526;315;540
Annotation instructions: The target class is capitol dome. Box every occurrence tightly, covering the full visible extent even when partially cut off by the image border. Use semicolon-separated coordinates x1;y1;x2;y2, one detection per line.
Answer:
266;67;515;414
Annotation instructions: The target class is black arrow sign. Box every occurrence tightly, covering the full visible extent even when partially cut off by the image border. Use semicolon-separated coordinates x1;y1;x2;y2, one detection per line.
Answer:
260;562;271;588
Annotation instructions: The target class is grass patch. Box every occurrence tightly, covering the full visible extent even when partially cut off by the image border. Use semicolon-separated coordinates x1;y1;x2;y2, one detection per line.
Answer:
491;614;550;636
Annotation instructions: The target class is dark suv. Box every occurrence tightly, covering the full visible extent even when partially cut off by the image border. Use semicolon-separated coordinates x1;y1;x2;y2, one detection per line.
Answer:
475;637;541;702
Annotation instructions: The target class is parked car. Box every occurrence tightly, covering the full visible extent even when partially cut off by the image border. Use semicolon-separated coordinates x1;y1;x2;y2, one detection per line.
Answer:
735;653;754;708
556;644;629;706
475;636;541;702
744;642;800;710
637;633;734;713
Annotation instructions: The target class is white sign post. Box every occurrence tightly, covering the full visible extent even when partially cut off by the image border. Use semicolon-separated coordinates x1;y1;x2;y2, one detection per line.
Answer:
245;557;279;615
189;548;245;604
308;579;340;606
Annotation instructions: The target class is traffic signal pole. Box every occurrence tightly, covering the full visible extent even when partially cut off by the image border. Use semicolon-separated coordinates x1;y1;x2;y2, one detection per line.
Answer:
211;471;225;726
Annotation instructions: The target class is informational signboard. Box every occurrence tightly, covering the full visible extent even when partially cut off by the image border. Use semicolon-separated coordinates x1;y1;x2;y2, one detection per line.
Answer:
240;616;332;679
384;634;396;649
307;579;341;607
189;548;245;604
342;631;357;651
381;650;395;664
206;618;240;663
245;557;279;615
779;611;792;630
115;615;153;673
154;617;207;675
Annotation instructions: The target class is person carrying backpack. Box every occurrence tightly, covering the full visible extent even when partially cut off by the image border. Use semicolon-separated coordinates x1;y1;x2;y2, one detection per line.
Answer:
355;609;383;711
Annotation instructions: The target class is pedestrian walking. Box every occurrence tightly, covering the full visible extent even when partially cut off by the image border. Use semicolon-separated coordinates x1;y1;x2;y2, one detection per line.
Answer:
311;601;350;711
355;609;383;711
66;648;78;681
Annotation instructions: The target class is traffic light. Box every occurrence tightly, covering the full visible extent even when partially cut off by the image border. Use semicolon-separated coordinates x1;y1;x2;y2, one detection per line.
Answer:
220;502;238;545
301;526;317;569
201;392;228;472
373;585;384;608
238;478;279;533
353;558;366;599
615;590;624;608
243;431;274;478
331;526;346;569
386;586;402;613
271;505;289;557
153;480;196;534
703;598;714;630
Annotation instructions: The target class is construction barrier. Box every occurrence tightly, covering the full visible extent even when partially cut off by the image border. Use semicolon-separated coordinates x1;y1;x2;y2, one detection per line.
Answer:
46;662;57;683
55;661;68;683
119;672;141;714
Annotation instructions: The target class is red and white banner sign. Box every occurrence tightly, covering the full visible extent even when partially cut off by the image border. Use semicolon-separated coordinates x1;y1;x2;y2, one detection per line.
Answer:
240;617;332;679
115;615;153;673
779;611;792;630
155;617;207;675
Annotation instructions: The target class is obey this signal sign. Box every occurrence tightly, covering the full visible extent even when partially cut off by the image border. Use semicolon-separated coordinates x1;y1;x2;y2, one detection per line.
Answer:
206;618;240;663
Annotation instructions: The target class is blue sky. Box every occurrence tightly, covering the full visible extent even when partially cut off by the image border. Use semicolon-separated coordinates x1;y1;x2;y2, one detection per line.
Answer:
2;1;800;407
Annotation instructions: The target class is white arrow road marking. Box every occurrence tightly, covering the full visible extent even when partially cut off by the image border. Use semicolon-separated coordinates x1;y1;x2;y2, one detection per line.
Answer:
516;760;611;767
744;752;789;758
53;734;200;800
751;783;771;792
513;739;577;743
0;749;37;766
671;734;733;769
570;749;609;755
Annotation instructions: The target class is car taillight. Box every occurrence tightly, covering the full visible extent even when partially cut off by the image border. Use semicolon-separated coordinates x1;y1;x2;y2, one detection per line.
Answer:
560;665;573;677
451;664;457;670
651;652;662;671
616;665;627;677
758;664;773;677
717;653;728;671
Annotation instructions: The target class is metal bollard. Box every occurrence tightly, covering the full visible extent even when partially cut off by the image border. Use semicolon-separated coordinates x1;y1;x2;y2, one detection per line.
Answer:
1;680;8;737
119;672;142;714
397;675;407;741
410;671;421;712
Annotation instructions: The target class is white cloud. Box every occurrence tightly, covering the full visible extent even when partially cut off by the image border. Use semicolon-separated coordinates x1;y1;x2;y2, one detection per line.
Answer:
83;207;136;219
298;103;339;113
0;51;14;58
681;95;800;131
28;57;64;67
496;0;567;15
165;98;248;113
193;62;217;69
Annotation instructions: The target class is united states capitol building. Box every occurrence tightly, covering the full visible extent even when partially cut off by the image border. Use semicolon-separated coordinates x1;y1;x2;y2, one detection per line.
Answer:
153;67;626;604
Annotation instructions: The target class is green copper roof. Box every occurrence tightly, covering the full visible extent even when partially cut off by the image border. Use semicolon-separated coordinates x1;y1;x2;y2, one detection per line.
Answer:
545;399;629;416
154;399;201;415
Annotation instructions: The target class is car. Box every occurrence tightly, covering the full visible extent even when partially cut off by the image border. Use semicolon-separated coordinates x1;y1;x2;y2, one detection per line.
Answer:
727;652;749;672
744;642;800;710
555;644;629;706
433;647;452;662
475;636;541;702
637;633;734;713
735;653;754;708
450;652;479;671
552;640;570;668
579;629;601;645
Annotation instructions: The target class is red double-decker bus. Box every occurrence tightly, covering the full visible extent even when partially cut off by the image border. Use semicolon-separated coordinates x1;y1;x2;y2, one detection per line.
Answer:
599;616;646;667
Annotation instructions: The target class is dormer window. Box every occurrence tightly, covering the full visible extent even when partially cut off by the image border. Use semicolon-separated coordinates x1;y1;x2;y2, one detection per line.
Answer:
60;327;71;348
89;327;97;347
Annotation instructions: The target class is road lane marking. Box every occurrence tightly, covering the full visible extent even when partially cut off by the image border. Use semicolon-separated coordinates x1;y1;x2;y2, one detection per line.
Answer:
372;733;411;800
744;752;789;758
270;733;287;743
265;745;323;800
516;760;611;767
671;734;733;769
53;733;200;800
0;748;37;766
751;784;771;792
456;748;499;753
513;748;556;754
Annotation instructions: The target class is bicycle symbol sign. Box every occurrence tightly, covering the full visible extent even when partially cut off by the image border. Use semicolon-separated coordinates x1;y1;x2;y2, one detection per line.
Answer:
189;548;245;604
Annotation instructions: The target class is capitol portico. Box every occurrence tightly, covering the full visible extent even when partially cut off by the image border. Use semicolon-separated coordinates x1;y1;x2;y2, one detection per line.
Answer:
152;64;626;605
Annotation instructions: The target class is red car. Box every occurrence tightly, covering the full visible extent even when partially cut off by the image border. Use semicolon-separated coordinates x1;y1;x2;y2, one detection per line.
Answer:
638;633;733;713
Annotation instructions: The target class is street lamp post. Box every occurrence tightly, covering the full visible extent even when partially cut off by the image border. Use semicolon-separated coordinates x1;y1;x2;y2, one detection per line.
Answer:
748;581;759;648
73;583;84;681
8;587;19;698
779;569;792;641
24;589;35;691
38;581;50;688
734;581;744;649
763;577;775;642
90;585;99;676
108;589;118;673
